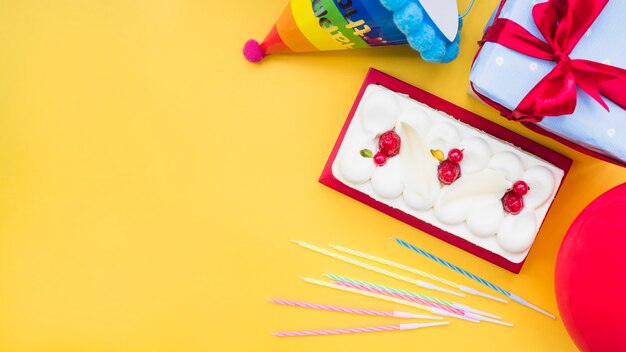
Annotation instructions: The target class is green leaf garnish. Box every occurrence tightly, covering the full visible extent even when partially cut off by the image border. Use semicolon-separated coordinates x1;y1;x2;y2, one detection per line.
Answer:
360;149;374;158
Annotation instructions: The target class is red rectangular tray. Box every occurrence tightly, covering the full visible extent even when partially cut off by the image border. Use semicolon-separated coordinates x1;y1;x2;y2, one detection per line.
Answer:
319;68;572;273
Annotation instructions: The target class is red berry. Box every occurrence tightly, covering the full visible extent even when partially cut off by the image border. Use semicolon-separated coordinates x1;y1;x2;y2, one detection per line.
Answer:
373;152;387;166
502;191;524;215
448;148;464;163
438;160;461;185
512;180;529;196
379;131;401;157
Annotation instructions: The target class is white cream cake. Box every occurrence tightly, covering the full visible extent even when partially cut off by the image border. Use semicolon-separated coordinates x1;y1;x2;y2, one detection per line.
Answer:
331;84;565;264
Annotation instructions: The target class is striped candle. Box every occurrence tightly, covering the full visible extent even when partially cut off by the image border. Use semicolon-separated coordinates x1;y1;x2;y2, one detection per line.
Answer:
394;238;510;296
329;244;506;303
394;238;556;319
291;240;462;296
325;274;454;307
332;280;513;327
324;274;501;320
266;298;422;319
272;322;449;337
333;280;466;316
329;244;461;289
301;277;442;319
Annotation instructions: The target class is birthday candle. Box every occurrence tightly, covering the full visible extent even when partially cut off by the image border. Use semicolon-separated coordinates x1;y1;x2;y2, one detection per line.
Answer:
333;280;466;316
272;322;449;337
394;238;556;319
302;277;465;321
333;281;512;327
324;274;501;320
329;244;507;303
266;298;425;319
291;240;463;297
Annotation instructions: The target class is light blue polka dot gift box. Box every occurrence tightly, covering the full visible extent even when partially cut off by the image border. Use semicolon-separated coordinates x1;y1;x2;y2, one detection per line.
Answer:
470;0;626;166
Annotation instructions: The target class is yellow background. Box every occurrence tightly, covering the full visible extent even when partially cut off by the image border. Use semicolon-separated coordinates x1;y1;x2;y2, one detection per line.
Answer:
1;0;624;351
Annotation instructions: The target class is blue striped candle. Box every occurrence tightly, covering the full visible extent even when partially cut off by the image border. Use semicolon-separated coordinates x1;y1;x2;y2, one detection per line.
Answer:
393;238;555;319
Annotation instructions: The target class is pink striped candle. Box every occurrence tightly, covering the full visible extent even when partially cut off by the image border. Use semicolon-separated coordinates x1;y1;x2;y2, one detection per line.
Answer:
272;322;449;337
332;281;514;327
333;281;467;317
267;298;423;319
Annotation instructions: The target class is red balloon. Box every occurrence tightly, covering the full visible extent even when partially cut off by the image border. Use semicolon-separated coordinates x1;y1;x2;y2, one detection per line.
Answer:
555;183;626;352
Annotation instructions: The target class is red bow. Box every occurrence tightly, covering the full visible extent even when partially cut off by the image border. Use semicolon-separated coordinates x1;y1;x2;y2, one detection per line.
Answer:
482;0;626;122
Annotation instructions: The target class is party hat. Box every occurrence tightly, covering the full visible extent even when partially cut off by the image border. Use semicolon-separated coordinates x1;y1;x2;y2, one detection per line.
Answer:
243;0;467;64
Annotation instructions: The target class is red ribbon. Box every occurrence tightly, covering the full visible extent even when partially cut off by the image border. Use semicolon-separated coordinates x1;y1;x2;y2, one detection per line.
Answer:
482;0;626;122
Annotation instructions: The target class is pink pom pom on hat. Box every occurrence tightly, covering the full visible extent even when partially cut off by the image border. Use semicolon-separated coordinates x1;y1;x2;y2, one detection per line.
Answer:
243;40;266;63
242;22;292;63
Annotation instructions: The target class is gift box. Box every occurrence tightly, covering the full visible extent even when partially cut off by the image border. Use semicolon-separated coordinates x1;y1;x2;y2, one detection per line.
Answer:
319;68;571;273
470;0;626;166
